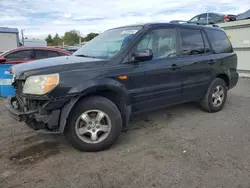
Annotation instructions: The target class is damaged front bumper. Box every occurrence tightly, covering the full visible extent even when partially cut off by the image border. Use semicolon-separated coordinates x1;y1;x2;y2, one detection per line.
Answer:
4;96;66;133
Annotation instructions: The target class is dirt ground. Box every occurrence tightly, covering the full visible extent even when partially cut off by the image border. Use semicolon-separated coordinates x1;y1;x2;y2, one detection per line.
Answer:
1;78;250;188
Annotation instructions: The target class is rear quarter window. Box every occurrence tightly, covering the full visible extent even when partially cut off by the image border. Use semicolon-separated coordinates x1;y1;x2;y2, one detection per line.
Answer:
206;29;233;54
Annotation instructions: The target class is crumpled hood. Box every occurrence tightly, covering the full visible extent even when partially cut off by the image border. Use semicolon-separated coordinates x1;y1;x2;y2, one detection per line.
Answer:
11;55;105;78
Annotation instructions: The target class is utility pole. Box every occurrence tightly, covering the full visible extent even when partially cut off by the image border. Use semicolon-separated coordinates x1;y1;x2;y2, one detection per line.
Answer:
21;29;25;46
207;12;209;25
77;31;81;47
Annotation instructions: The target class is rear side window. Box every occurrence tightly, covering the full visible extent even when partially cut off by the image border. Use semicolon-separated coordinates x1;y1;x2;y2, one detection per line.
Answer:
47;51;60;58
210;13;221;19
35;50;59;59
179;29;205;55
206;30;233;53
35;50;48;59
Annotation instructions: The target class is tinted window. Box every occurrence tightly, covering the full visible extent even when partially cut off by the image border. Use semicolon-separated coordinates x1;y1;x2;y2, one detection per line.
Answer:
207;30;233;53
210;13;221;19
190;15;199;22
201;31;212;53
5;50;33;61
35;50;47;59
137;29;176;59
137;34;153;51
35;50;59;59
200;13;214;24
199;13;209;21
60;52;69;56
179;29;205;55
47;51;59;57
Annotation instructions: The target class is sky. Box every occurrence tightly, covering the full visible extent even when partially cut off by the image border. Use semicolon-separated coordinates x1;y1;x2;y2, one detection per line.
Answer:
0;0;249;39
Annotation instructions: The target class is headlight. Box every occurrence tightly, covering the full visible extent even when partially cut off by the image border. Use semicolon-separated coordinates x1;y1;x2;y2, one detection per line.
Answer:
23;73;59;95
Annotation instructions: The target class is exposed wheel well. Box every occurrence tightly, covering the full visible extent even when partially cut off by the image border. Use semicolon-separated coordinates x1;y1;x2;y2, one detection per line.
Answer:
71;89;129;128
217;74;229;88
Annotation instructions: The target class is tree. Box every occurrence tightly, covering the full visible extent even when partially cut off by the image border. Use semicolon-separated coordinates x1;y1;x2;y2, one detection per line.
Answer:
53;33;62;46
45;31;99;46
63;30;80;45
45;34;53;45
83;33;99;42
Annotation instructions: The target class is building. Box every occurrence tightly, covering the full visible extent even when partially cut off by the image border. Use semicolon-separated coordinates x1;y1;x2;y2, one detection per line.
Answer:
218;19;250;77
23;39;47;47
0;27;20;53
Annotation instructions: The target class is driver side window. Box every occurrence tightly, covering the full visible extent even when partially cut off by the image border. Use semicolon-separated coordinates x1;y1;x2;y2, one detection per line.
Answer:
190;15;199;22
5;50;33;61
136;29;176;60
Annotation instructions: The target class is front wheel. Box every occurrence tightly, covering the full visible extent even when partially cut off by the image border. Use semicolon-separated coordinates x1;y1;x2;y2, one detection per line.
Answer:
65;96;122;152
200;78;228;113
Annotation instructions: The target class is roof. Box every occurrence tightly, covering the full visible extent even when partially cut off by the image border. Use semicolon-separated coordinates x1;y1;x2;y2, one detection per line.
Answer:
0;27;19;33
17;46;70;52
112;22;222;31
0;46;72;56
144;23;222;30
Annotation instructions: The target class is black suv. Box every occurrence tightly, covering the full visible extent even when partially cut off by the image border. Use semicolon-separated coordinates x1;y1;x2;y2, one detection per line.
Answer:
5;23;238;152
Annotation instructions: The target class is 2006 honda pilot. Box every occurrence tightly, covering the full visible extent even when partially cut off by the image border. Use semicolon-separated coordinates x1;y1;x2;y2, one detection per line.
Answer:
5;23;238;152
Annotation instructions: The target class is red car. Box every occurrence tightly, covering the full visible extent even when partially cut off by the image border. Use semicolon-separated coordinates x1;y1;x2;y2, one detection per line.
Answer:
0;47;72;64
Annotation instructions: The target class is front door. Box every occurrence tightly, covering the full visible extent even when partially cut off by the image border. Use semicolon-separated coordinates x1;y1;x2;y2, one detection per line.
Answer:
125;28;182;113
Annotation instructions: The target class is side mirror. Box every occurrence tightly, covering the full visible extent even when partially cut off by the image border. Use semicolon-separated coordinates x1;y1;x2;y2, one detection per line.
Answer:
0;57;6;63
133;49;153;61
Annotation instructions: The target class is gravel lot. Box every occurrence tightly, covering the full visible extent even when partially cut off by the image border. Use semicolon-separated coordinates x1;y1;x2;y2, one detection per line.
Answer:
1;78;250;188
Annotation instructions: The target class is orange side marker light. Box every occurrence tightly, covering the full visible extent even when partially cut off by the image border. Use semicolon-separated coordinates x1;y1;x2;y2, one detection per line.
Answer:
118;75;128;80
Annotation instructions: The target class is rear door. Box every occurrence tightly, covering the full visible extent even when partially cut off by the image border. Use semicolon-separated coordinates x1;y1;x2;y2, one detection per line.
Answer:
206;29;236;87
4;49;34;64
177;28;214;101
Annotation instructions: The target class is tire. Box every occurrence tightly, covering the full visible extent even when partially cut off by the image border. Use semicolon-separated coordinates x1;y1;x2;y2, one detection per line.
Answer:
65;96;122;152
200;78;227;113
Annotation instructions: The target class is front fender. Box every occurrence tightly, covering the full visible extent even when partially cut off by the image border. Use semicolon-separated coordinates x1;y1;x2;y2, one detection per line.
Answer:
68;78;130;104
58;78;130;133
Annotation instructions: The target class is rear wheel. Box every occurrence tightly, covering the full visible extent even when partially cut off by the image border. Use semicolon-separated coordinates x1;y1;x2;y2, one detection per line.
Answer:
65;96;122;152
200;78;227;113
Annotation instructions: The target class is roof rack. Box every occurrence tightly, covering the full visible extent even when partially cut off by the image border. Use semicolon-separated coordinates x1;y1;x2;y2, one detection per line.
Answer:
169;20;219;28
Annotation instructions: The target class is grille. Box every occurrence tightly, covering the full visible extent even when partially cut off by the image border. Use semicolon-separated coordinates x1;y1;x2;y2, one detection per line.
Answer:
15;80;24;94
16;92;25;112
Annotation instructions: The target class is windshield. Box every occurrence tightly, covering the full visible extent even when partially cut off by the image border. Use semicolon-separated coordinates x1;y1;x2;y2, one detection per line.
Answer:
73;26;142;59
